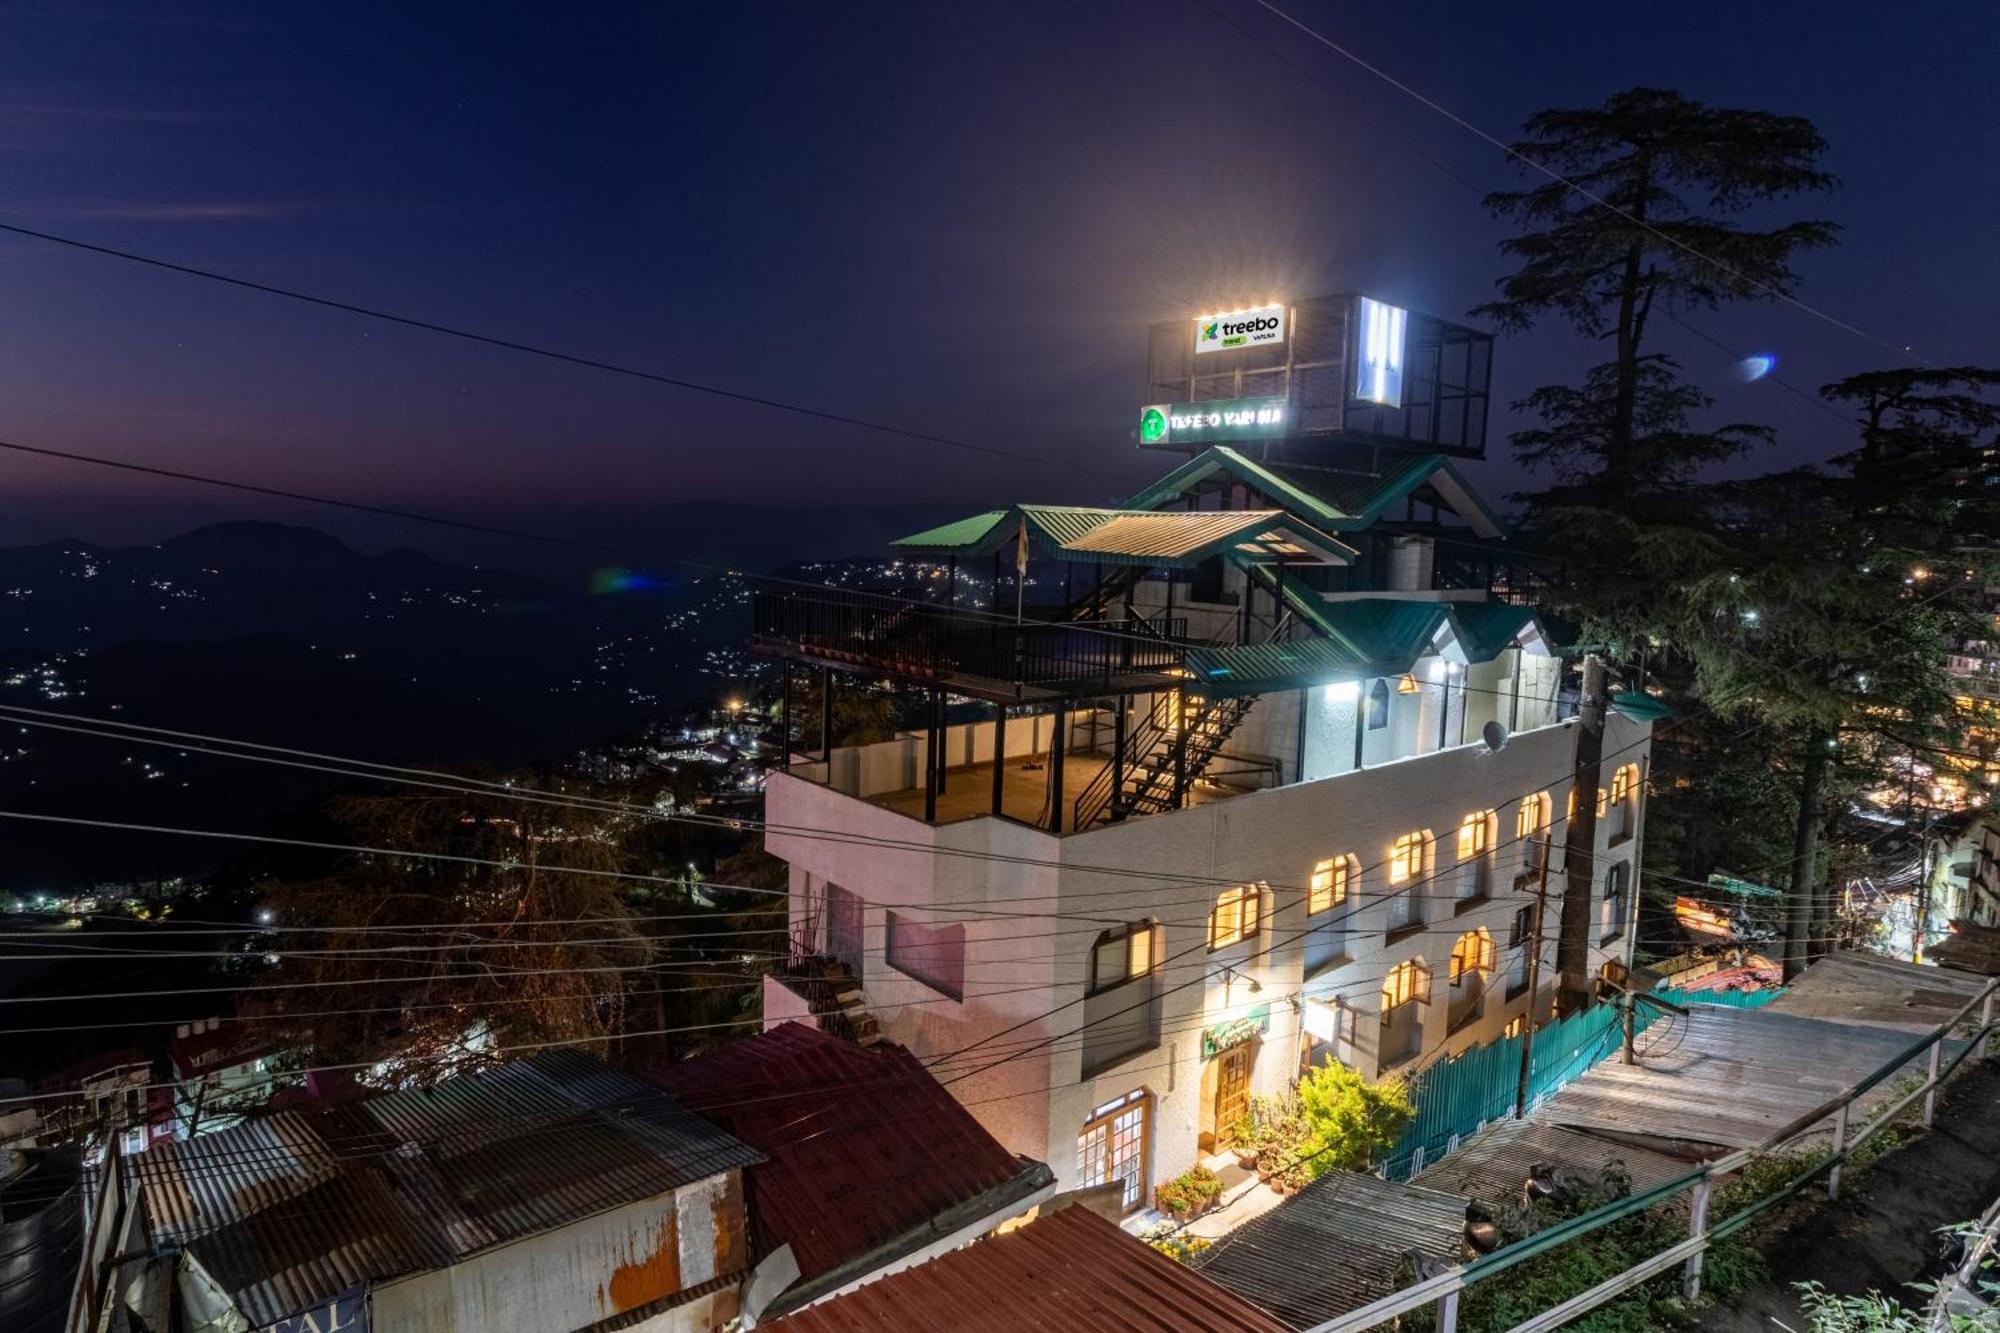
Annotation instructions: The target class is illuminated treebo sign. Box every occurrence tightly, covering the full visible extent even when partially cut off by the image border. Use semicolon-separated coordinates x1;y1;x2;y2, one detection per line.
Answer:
1194;302;1286;354
1138;395;1287;447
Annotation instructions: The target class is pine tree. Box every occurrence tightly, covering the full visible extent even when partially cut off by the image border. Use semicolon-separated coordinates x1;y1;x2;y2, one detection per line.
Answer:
1480;87;1836;1009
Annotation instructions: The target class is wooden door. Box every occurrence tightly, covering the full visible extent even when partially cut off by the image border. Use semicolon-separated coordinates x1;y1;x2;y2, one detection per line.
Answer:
1214;1044;1253;1146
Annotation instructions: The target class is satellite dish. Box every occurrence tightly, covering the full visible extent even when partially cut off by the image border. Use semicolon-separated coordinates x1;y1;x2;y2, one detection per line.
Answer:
1481;721;1510;753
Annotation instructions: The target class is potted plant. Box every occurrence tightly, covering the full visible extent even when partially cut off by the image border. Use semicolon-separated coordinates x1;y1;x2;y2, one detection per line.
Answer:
1154;1165;1224;1220
1228;1114;1259;1169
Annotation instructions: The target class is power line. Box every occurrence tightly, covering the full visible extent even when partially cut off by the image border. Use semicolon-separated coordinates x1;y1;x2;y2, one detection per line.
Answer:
0;222;1124;480
1240;0;1932;366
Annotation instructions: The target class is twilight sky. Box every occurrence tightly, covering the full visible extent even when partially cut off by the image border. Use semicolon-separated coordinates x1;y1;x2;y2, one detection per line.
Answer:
1;1;1994;571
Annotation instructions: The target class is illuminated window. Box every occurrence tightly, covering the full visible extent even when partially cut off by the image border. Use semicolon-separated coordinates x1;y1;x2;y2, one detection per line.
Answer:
1455;810;1497;900
1389;830;1434;885
1367;678;1391;729
1382;957;1431;1011
1309;855;1356;916
1355;296;1408;407
1504;1015;1526;1039
1449;927;1496;984
1608;764;1641;839
1209;885;1262;951
1089;920;1158;995
1566;785;1610;822
1516;792;1552;869
1076;1089;1151;1214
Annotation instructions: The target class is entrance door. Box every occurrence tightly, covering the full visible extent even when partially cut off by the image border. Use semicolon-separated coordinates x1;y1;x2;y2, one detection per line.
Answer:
1213;1044;1253;1146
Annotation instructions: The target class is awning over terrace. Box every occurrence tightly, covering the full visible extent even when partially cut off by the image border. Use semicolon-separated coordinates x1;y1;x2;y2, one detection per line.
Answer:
892;503;1354;569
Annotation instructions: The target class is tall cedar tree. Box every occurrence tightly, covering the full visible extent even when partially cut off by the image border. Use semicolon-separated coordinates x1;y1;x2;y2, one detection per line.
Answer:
1673;369;2000;977
1480;88;1836;1009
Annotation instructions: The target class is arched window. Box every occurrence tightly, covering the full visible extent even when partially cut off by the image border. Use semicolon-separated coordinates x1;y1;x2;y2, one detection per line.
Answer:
1608;764;1641;839
1367;678;1391;729
1208;885;1263;951
1389;830;1434;885
1455;810;1498;899
1517;793;1553;874
1089;920;1158;995
1309;855;1357;916
1567;784;1609;822
1450;928;1496;984
1382;957;1431;1011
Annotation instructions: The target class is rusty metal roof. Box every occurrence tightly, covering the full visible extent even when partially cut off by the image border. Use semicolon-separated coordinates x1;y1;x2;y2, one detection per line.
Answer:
1195;1169;1466;1328
1763;950;1988;1032
1534;1005;1928;1152
133;1050;760;1327
647;1023;1045;1290
1412;1118;1694;1206
765;1205;1291;1333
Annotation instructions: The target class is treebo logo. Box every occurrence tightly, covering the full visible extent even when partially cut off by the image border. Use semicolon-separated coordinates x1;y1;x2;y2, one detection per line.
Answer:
1139;406;1169;444
1194;303;1286;354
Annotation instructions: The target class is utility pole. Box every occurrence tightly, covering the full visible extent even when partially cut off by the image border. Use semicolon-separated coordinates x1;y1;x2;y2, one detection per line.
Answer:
1557;653;1608;1014
1514;838;1553;1120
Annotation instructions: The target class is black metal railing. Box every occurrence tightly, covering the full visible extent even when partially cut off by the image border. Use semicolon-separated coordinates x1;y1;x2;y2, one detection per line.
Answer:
753;587;1185;689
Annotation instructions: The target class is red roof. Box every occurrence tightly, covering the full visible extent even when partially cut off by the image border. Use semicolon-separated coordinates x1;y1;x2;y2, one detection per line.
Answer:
646;1022;1031;1283
763;1206;1290;1333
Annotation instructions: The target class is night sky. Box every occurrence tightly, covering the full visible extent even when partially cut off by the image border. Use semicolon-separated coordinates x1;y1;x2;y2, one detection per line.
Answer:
3;1;1994;573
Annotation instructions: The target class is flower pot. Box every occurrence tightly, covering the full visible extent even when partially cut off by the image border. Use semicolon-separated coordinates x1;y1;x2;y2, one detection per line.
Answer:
1233;1148;1259;1170
1269;1178;1287;1196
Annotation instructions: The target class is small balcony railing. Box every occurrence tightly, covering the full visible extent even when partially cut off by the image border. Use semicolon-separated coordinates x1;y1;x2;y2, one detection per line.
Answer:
753;587;1185;693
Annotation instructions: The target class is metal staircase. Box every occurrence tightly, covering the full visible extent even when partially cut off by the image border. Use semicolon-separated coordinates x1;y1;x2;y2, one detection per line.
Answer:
1071;692;1259;830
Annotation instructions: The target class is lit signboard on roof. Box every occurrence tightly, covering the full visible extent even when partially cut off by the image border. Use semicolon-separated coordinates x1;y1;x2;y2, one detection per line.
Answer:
1355;296;1408;407
1138;395;1287;448
1194;303;1286;354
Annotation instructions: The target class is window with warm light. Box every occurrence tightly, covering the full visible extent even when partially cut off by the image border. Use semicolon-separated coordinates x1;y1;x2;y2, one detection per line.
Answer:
1449;927;1496;984
1517;793;1553;874
1382;957;1431;1011
1209;885;1262;951
1389;830;1434;885
1309;855;1356;916
1608;764;1640;839
1089;920;1158;995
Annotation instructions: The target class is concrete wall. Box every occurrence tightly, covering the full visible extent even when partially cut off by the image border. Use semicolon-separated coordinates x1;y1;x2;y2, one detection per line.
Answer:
370;1171;746;1333
767;708;1651;1210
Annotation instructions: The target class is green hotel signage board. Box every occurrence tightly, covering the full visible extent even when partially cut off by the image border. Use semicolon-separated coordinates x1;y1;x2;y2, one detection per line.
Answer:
1201;1001;1272;1059
1138;395;1288;449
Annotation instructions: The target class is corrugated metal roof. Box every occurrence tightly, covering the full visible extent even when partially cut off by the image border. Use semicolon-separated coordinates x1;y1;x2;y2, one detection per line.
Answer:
134;1050;760;1327
1195;1170;1466;1328
765;1205;1291;1333
1763;951;1987;1031
1187;638;1370;699
1412;1119;1693;1206
1122;447;1507;540
1448;602;1543;664
0;1149;87;1333
891;510;1010;552
1535;1005;1928;1152
647;1023;1037;1286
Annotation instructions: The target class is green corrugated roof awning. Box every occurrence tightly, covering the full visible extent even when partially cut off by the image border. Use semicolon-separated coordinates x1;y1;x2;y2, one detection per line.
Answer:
1315;599;1455;673
1448;602;1546;663
891;510;1012;553
1187;639;1371;698
1610;691;1672;723
1123;446;1507;540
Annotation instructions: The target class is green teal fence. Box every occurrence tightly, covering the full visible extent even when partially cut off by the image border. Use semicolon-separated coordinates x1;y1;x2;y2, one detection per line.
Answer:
1379;985;1783;1179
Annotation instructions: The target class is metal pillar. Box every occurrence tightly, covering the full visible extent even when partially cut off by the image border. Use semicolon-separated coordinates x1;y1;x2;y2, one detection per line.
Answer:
1983;989;1996;1061
932;688;947;797
1827;1101;1850;1199
819;666;833;764
780;660;793;772
1172;685;1189;810
923;691;939;825
1111;695;1128;821
1436;1290;1460;1333
991;704;1007;817
1923;1038;1943;1127
1048;706;1067;832
1352;684;1366;771
1683;1176;1713;1301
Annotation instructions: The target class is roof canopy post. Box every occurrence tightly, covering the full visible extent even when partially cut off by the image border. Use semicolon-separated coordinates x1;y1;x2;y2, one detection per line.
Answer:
1047;706;1067;833
991;703;1007;817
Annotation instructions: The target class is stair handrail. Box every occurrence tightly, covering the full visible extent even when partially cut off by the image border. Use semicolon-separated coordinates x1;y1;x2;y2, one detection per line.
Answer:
1071;692;1177;831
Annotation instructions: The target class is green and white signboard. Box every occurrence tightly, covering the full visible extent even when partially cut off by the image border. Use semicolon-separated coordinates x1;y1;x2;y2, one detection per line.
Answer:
1138;396;1288;448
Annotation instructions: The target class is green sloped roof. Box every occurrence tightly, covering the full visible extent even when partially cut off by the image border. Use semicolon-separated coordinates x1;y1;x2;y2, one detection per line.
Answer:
1318;599;1456;672
1123;446;1507;540
891;503;1353;569
1448;601;1546;664
891;510;1011;553
1121;447;1349;529
1610;691;1672;723
1187;638;1370;699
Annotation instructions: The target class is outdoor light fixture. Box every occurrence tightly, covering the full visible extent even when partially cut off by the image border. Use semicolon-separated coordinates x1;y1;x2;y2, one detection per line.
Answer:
1355;296;1407;407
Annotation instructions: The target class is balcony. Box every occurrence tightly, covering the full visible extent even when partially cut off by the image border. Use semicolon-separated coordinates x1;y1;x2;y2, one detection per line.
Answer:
753;587;1186;702
1080;971;1162;1078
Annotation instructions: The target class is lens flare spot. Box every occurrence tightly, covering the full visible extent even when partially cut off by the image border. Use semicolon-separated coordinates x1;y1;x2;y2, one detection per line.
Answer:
1736;354;1776;382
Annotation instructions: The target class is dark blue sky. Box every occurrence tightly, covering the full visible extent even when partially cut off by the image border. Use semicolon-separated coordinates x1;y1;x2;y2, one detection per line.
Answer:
3;0;1994;570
